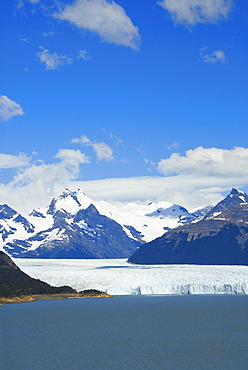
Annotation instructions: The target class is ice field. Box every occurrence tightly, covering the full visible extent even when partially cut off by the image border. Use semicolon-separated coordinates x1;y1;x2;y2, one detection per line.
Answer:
14;258;248;295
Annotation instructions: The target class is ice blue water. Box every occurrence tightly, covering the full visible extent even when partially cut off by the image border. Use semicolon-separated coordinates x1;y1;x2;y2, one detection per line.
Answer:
1;295;248;369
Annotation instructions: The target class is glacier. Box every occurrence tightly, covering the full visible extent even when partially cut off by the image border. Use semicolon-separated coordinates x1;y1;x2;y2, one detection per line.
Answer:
14;258;248;295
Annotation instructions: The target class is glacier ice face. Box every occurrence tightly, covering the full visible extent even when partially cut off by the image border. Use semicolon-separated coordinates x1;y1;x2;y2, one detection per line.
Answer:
14;258;248;295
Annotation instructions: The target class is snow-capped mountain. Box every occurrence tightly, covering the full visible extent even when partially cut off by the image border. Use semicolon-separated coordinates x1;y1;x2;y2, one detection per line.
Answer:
0;204;34;244
3;192;140;259
204;188;248;219
96;199;197;242
0;188;198;259
2;187;248;264
128;189;248;266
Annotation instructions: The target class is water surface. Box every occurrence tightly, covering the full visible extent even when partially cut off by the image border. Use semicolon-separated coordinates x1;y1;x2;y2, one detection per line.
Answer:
1;295;248;369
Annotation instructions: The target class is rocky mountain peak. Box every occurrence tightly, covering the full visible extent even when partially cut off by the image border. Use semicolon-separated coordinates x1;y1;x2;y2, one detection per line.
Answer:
2;187;248;261
47;188;92;215
0;204;17;220
204;188;248;219
59;189;81;204
128;189;248;266
230;188;244;196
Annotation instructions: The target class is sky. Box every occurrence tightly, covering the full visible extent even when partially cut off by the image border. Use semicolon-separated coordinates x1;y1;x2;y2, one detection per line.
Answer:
1;0;248;214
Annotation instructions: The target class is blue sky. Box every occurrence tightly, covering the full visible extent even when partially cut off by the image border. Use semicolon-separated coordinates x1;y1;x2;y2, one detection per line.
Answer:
1;0;248;213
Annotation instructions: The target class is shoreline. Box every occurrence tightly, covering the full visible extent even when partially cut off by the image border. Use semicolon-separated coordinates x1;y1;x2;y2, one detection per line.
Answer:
0;291;112;305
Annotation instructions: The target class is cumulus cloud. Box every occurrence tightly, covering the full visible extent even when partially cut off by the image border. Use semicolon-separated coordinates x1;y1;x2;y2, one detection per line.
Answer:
72;135;114;161
55;148;90;165
0;149;90;214
1;150;248;214
0;95;25;121
2;170;248;215
53;0;140;49
0;153;31;169
12;149;90;187
200;48;227;63
158;0;233;26
158;147;248;177
37;47;73;70
92;142;114;161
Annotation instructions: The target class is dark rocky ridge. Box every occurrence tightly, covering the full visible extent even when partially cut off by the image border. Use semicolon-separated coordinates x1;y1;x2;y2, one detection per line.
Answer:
128;192;248;266
0;250;75;297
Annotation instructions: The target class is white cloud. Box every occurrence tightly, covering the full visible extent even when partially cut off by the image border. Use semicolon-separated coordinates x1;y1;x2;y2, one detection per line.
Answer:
1;155;248;215
37;47;91;69
77;49;91;61
109;132;123;146
55;148;90;165
158;147;248;177
71;175;248;212
53;0;140;49
19;36;29;42
1;145;248;217
72;135;114;161
0;149;90;214
1;171;248;215
37;47;73;70
0;153;31;169
158;0;233;26
167;141;180;150
72;135;91;144
12;149;90;188
42;32;55;37
200;48;227;63
0;95;25;121
144;158;156;173
92;142;114;161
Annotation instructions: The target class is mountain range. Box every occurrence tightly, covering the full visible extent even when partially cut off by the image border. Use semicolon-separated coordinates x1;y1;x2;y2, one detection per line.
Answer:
1;187;248;264
128;188;248;265
0;189;198;259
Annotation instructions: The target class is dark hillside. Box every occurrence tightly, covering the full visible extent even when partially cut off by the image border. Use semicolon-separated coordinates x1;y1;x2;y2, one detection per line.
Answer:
0;251;75;297
128;203;248;265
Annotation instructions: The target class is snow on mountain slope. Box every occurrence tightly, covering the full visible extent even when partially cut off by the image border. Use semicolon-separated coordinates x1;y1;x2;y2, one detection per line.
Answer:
0;189;201;258
14;258;248;295
26;189;196;243
204;188;248;219
0;204;35;245
28;189;92;232
92;199;195;242
2;188;248;262
46;188;92;215
128;189;248;266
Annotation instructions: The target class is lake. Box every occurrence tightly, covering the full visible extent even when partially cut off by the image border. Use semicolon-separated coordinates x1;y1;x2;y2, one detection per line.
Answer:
1;295;248;369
